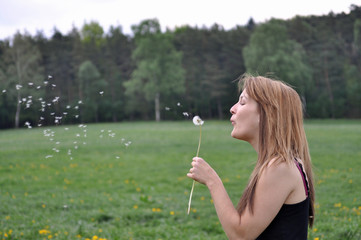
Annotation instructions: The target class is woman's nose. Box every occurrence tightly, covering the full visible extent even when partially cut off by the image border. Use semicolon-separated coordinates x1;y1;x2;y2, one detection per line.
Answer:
230;104;236;114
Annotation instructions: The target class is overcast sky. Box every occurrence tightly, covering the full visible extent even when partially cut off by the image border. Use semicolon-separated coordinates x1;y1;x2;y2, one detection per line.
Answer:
0;0;360;39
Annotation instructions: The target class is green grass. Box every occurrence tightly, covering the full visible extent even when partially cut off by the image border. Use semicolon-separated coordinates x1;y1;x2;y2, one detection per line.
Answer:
0;120;360;240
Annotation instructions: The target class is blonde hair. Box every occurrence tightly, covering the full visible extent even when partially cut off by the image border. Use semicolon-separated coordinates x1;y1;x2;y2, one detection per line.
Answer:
236;74;315;227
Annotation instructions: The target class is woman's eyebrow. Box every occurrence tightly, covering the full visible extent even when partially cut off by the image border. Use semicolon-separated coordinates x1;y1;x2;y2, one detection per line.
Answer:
240;95;247;100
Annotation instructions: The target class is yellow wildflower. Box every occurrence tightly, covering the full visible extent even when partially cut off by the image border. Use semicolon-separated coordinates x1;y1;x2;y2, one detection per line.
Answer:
334;203;341;208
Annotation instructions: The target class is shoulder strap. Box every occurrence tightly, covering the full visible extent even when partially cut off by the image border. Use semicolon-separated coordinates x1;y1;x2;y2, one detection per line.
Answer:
294;158;309;197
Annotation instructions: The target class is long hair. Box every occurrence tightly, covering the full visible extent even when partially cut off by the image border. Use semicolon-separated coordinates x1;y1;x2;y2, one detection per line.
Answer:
236;74;315;227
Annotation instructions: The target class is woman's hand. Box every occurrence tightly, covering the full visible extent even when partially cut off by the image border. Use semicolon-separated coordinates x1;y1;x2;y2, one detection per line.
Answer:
187;157;219;187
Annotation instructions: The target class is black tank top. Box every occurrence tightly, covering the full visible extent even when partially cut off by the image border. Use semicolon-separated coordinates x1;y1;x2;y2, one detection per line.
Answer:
256;159;310;240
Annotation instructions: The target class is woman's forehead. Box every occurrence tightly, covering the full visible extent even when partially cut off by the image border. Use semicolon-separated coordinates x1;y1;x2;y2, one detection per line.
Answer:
240;89;249;98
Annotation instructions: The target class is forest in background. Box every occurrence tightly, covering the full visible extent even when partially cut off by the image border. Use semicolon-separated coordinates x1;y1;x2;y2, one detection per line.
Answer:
0;5;360;129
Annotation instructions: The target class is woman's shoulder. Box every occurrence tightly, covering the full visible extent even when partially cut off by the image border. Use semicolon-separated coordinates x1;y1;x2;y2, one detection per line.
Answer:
260;158;298;190
264;158;293;176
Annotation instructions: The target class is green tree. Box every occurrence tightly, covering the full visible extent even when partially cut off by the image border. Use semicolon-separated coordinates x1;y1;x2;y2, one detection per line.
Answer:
2;32;44;128
81;21;105;47
77;60;107;122
103;26;134;121
124;19;185;121
243;19;312;104
344;18;361;117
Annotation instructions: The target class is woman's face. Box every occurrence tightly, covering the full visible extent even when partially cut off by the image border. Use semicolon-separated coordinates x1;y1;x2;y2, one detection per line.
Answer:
230;89;260;143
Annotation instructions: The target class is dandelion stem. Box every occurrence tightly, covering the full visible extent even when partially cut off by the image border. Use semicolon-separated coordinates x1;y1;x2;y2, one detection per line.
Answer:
188;180;195;214
188;125;202;215
196;125;202;157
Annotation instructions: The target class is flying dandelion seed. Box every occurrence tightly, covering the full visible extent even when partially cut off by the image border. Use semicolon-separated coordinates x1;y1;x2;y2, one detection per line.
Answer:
177;102;182;107
183;112;190;117
2;89;6;93
45;155;53;159
44;81;48;85
165;107;171;111
28;82;34;86
52;97;60;103
16;84;22;90
48;75;53;79
99;91;104;96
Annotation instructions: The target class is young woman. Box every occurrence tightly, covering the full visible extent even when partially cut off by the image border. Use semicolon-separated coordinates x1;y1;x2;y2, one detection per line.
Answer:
187;75;315;240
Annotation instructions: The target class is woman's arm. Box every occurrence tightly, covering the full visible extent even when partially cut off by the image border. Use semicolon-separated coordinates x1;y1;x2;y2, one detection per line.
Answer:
187;157;295;240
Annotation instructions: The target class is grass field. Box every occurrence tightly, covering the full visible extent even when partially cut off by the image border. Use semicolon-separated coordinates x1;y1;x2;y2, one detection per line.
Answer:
0;120;360;240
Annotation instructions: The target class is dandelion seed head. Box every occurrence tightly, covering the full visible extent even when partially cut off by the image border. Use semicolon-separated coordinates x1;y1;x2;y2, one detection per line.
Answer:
193;116;204;126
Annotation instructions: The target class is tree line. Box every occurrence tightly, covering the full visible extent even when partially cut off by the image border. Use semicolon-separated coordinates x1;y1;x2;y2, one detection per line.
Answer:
0;5;360;129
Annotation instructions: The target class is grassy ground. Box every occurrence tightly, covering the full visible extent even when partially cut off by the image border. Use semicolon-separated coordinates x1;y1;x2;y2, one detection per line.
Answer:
0;120;360;240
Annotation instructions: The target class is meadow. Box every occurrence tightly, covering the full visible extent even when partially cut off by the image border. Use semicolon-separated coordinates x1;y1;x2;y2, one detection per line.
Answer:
0;120;360;240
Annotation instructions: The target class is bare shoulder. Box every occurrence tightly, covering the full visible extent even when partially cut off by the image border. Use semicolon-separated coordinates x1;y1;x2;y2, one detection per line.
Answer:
262;159;294;180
